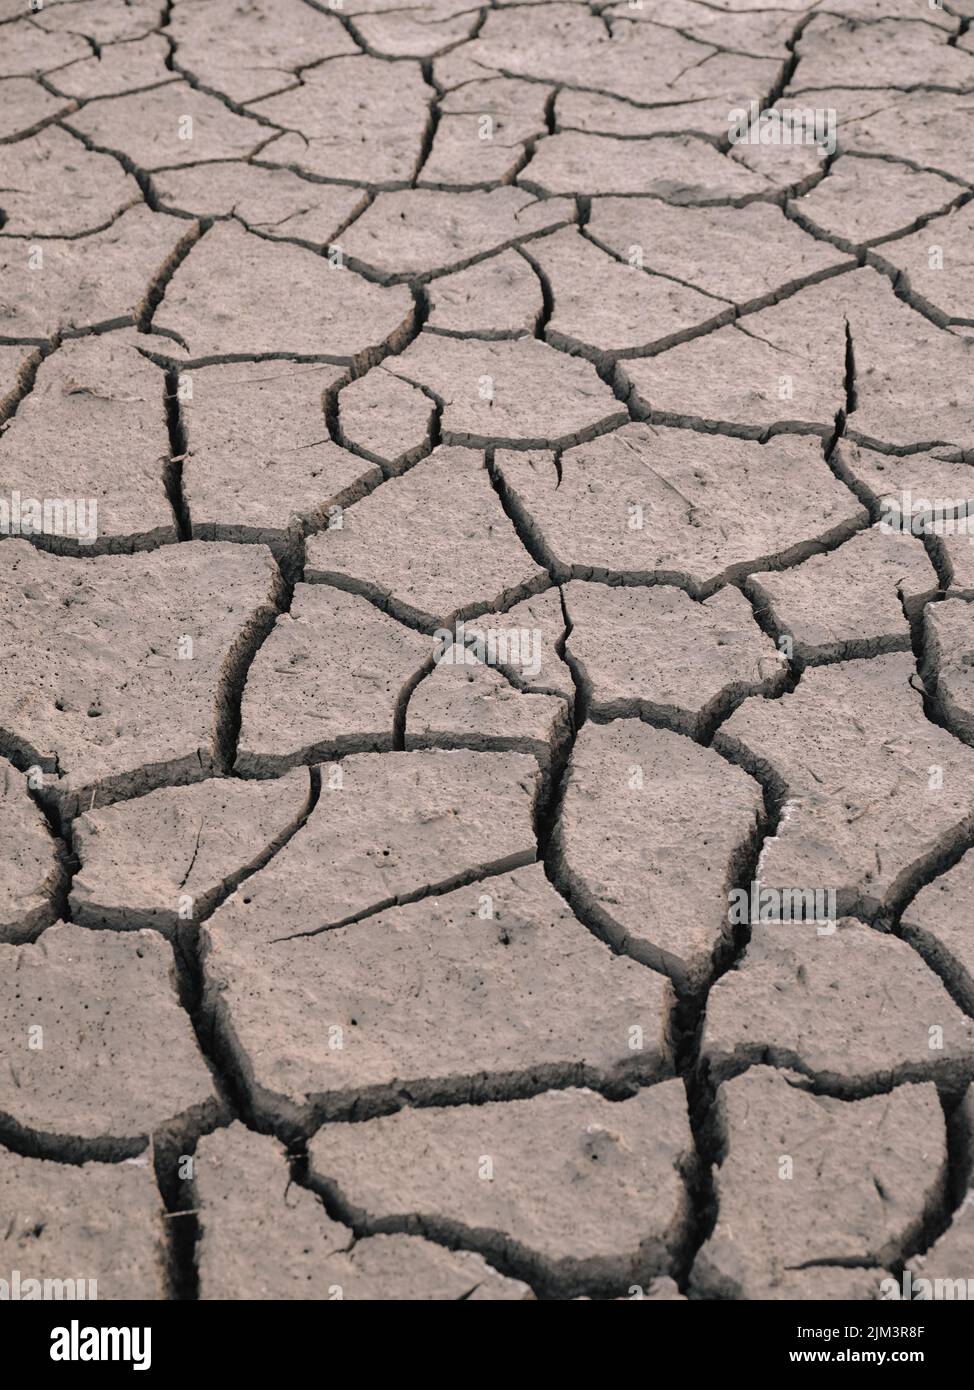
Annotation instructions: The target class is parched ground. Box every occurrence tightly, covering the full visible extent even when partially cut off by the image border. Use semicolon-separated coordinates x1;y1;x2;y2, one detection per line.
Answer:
2;0;974;1304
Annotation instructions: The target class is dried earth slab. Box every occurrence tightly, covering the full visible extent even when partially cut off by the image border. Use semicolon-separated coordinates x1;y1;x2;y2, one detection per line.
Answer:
336;369;436;474
715;653;974;920
495;424;866;593
791;13;974;92
307;1081;694;1296
181;361;380;545
586;197;849;312
832;440;974;596
619;281;849;435
526;226;727;361
201;864;675;1129
870;202;974;330
703;919;974;1093
521;131;771;201
445;4;778;106
904;1189;974;1297
0;540;282;815
846;293;974;453
235;584;431;773
48;31;173;100
491;588;574;698
563;581;786;735
340;187;573;282
419;109;543;190
790;154;961;251
156;222;415;363
745;527;938;665
622;267;974;448
0;333;175;553
0;15;90;77
405;649;570;768
382;334;626;448
200;750;540;952
154;163;366;250
349;0;482;59
691;1068;943;1300
922;597;974;746
426;250;543;337
0;756;62;944
69;770;312;934
67;81;274;169
407;588;575;757
251;57;432;186
901;850;974;1016
0;1147;165;1301
809;86;974;187
554;720;763;993
194;1123;531;1299
304;447;545;627
0;206;195;342
31;0;167;46
167;0;357;105
0;125;138;237
0;923;220;1158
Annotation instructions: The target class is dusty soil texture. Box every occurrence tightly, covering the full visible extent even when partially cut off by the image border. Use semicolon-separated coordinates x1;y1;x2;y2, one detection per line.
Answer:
2;0;974;1304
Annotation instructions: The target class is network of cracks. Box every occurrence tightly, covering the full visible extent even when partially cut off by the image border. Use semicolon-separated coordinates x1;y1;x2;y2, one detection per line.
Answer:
2;0;974;1301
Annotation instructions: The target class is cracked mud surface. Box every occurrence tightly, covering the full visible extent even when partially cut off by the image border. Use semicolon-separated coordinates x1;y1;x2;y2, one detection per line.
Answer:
2;0;974;1305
